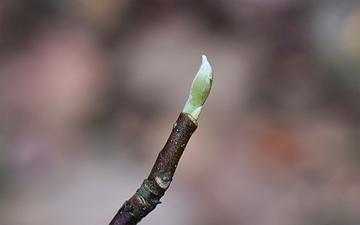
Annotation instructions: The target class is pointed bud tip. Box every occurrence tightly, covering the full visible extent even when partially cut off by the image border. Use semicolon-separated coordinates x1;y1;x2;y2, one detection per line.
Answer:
202;55;207;63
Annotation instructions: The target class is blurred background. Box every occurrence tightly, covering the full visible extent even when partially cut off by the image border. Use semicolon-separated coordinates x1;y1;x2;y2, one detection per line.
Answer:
0;0;359;224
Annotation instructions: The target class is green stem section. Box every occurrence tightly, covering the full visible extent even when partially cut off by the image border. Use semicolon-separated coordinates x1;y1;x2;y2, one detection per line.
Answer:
109;113;198;225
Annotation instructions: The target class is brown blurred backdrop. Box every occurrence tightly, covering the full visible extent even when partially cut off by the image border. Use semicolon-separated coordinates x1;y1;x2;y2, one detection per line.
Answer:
0;0;359;224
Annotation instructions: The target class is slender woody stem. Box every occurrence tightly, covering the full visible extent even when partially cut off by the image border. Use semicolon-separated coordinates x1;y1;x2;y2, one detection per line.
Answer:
109;113;197;225
109;55;213;225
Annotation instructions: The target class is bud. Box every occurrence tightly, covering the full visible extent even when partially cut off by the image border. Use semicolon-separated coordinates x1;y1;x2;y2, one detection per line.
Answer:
182;55;213;120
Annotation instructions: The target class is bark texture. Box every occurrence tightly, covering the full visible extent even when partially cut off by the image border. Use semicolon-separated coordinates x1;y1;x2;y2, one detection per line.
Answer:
110;113;198;225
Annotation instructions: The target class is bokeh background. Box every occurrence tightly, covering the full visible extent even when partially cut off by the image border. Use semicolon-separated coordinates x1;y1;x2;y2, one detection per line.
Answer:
0;0;360;224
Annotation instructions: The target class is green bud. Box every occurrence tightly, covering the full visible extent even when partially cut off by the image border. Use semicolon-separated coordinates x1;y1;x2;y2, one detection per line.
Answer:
182;55;213;120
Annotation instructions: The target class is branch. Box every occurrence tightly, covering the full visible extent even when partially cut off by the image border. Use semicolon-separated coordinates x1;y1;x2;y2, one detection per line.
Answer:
109;55;213;225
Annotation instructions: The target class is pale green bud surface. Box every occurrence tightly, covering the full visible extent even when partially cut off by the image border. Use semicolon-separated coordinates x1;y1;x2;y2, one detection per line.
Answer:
182;55;213;120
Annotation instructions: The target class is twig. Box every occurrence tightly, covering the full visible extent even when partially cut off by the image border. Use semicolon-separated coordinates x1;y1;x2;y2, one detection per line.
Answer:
109;55;213;225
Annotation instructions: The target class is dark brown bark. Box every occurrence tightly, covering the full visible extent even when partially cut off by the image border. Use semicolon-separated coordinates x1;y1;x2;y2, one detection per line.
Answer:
109;113;198;225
